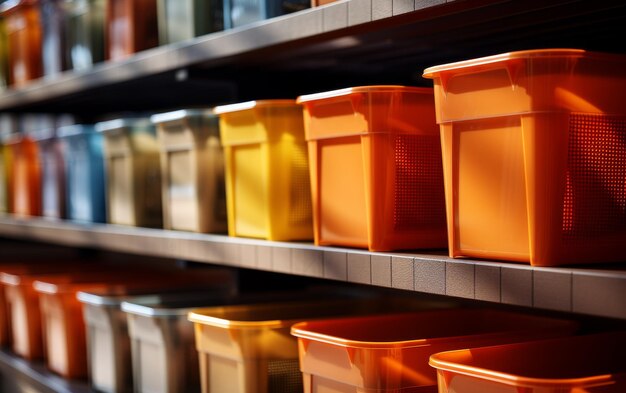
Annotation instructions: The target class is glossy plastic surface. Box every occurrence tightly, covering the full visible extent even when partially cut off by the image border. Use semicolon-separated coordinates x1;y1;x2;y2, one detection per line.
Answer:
429;332;626;393
423;49;626;265
37;133;66;219
291;309;577;393
1;0;42;86
58;124;106;223
157;0;222;44
188;296;442;393
152;109;227;233
0;19;9;90
65;0;105;70
0;142;13;213
107;0;158;61
298;86;446;251
215;100;312;241
7;135;41;217
97;118;162;228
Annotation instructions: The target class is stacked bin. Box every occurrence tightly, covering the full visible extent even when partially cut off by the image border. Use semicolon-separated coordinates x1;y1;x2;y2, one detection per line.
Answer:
156;0;222;44
77;270;236;393
429;332;626;393
187;296;442;393
152;109;227;233
106;0;158;61
33;267;235;379
0;15;8;90
58;123;106;223
298;86;446;251
290;309;577;393
96;118;162;228
36;116;70;219
65;0;105;70
215;100;312;241
423;49;626;266
0;0;43;86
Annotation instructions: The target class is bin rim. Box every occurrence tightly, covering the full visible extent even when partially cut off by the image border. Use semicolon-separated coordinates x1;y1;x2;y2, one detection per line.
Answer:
428;332;625;389
0;0;36;14
423;48;626;79
57;124;96;138
290;309;576;349
95;118;153;133
188;309;286;329
296;85;432;103
213;100;298;115
150;109;216;124
77;290;163;307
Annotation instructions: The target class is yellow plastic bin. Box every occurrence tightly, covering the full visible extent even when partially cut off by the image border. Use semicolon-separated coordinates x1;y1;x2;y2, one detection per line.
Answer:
0;114;17;214
187;297;433;393
152;109;227;233
423;49;626;266
291;309;577;393
96;118;163;228
214;100;312;241
78;269;236;393
429;332;626;393
298;86;446;251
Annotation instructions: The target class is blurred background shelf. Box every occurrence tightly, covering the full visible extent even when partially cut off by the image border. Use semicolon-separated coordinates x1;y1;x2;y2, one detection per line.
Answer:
1;215;624;320
1;0;625;117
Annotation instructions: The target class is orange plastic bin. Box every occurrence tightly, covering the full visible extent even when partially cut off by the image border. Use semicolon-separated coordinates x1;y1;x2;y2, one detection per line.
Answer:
297;86;446;251
291;309;577;393
429;332;626;393
6;132;41;217
423;49;626;266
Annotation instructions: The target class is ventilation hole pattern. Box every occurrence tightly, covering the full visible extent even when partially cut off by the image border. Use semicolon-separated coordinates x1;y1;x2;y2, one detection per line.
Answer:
289;143;313;227
563;114;626;242
394;134;446;230
267;358;303;393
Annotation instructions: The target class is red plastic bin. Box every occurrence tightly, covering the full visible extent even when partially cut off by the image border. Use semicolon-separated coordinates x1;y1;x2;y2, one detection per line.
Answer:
297;86;446;251
429;332;626;393
291;309;577;393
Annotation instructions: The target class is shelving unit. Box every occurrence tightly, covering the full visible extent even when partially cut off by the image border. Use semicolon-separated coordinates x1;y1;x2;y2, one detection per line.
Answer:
2;0;626;391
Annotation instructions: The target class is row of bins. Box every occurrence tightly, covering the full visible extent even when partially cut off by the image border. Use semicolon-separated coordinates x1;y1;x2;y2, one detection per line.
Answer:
2;49;626;266
0;256;625;393
0;0;324;87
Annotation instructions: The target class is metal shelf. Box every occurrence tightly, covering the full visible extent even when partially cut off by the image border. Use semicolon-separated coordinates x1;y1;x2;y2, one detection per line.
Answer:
0;349;92;393
0;215;624;320
1;0;625;114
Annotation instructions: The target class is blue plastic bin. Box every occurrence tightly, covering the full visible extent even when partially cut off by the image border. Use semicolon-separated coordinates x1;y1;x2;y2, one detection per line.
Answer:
223;0;309;29
58;124;106;223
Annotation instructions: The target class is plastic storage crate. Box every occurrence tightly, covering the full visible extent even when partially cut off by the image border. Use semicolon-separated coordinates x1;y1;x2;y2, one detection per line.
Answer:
157;0;222;44
6;133;41;217
291;309;577;393
35;120;66;219
65;0;105;70
0;0;42;86
106;0;158;61
0;17;9;90
152;109;227;233
429;332;626;393
297;86;446;251
121;293;235;393
96;118;162;228
223;0;309;29
215;100;312;241
78;270;236;393
423;49;626;266
58;124;106;223
40;0;68;77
